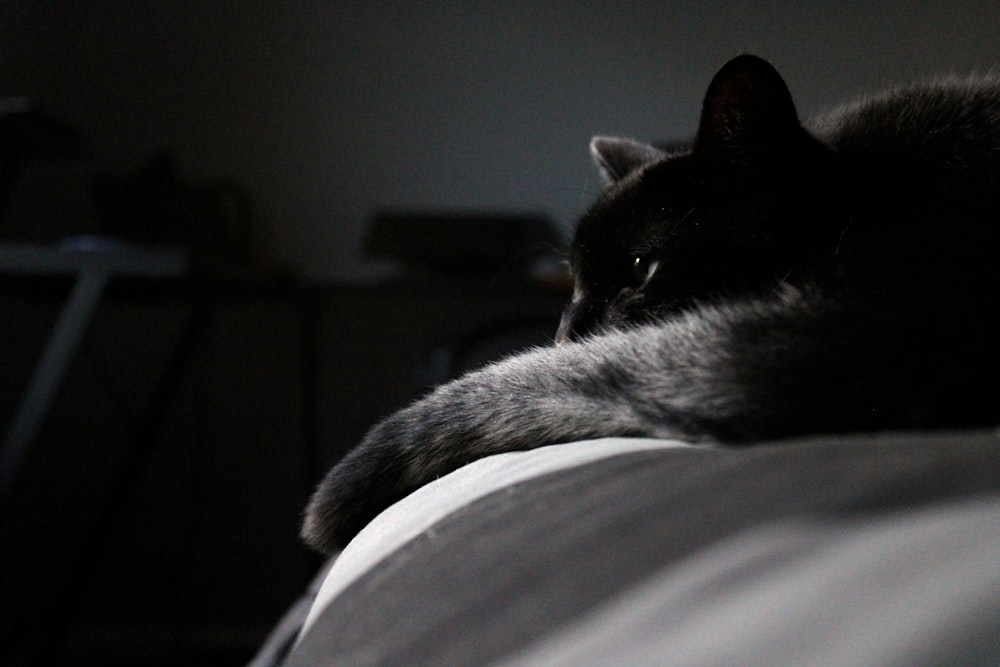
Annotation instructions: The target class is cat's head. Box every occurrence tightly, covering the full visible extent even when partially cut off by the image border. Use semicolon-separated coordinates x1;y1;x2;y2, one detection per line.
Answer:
557;54;845;343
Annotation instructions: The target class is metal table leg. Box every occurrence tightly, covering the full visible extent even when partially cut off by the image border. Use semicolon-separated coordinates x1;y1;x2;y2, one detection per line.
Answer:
1;268;109;492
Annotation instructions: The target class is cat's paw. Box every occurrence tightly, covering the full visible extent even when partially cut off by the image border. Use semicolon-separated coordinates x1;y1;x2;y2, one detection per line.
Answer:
300;415;423;554
300;351;562;553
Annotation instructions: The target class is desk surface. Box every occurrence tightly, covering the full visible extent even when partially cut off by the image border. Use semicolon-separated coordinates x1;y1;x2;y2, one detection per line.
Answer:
0;238;189;278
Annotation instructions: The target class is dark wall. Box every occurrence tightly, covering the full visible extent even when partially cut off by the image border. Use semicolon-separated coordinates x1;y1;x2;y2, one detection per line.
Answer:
3;2;998;281
0;289;314;665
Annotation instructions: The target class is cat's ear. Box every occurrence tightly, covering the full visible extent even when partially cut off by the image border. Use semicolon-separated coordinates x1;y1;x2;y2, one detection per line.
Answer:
590;136;666;185
695;54;801;159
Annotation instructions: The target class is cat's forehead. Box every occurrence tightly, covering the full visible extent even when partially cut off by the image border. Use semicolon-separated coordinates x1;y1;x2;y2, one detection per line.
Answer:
571;190;642;264
573;157;700;259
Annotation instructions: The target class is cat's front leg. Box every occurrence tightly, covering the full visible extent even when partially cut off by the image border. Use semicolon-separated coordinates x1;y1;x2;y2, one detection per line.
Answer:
300;334;694;554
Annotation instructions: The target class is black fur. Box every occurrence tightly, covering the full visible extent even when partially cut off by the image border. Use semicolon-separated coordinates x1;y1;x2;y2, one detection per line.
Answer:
302;55;1000;554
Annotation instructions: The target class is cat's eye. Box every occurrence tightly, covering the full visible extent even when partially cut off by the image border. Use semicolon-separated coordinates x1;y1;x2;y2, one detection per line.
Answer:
632;256;660;285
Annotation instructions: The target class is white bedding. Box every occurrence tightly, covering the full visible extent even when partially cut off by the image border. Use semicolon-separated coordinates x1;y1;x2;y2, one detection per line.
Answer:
274;429;1000;667
498;496;1000;666
300;437;694;637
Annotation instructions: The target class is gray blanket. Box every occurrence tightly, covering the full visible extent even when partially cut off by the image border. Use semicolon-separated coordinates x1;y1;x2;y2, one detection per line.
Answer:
276;430;1000;666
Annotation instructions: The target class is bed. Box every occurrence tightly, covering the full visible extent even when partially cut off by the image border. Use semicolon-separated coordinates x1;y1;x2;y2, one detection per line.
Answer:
253;429;1000;666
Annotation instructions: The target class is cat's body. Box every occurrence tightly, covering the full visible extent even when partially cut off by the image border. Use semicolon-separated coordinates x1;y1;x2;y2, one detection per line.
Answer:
302;55;1000;554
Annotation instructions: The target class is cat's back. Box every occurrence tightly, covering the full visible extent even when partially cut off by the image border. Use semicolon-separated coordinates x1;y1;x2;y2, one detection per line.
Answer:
810;74;1000;184
804;73;1000;286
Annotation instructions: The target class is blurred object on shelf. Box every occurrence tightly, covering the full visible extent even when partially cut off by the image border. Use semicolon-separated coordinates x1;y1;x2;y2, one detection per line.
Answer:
93;152;254;266
0;98;87;223
364;210;565;284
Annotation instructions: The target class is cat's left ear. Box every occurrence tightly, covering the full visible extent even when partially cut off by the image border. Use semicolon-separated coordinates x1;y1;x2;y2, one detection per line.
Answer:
590;136;666;185
695;54;801;159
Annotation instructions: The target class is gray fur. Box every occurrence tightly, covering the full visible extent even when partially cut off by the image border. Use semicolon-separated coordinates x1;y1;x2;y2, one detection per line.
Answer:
302;55;1000;554
590;136;668;185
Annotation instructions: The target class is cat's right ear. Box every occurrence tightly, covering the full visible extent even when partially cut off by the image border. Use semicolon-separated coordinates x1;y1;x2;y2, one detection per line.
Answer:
695;54;801;160
590;136;665;186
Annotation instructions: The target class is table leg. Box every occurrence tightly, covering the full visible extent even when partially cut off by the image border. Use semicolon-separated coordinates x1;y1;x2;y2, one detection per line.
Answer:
1;268;109;492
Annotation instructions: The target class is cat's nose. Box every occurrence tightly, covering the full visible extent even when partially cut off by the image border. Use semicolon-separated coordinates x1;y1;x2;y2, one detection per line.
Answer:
555;311;574;345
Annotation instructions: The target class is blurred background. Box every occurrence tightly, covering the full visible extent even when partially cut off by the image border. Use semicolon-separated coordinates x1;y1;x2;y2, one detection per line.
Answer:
1;2;998;665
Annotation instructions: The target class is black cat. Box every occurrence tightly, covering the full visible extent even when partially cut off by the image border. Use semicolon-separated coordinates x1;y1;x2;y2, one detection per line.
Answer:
302;54;1000;554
